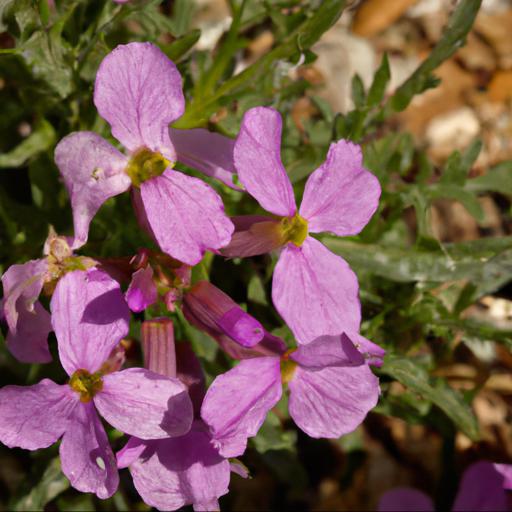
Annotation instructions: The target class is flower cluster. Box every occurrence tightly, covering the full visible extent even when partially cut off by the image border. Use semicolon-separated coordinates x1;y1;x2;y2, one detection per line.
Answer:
0;41;386;510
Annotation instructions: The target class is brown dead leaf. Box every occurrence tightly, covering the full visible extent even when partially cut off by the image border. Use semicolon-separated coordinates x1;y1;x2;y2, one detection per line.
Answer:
352;0;419;37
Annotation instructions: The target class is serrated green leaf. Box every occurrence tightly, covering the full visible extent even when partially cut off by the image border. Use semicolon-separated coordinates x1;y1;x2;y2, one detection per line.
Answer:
12;457;70;511
466;161;512;195
381;355;480;440
0;119;55;168
427;184;484;222
351;73;365;108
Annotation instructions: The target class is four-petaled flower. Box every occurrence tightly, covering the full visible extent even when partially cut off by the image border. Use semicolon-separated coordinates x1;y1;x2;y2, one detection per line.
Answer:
223;106;381;344
55;42;234;265
0;269;192;498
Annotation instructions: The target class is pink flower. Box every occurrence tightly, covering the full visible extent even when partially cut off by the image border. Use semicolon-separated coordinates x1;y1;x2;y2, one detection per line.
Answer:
223;107;381;344
1;230;95;363
378;461;512;511
54;42;234;265
0;269;193;499
200;333;383;457
116;320;239;511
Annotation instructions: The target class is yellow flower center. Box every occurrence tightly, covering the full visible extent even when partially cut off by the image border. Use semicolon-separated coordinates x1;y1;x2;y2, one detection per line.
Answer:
280;348;298;384
69;369;103;402
280;213;308;247
126;147;172;187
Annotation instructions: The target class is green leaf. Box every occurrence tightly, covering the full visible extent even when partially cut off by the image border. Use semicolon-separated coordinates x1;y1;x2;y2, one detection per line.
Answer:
367;53;390;107
466;161;512;195
322;236;512;285
351;73;365;108
248;274;268;305
252;412;297;453
381;355;480;440
175;0;347;127
162;29;201;61
12;457;70;511
426;184;484;222
389;0;481;112
0;119;55;168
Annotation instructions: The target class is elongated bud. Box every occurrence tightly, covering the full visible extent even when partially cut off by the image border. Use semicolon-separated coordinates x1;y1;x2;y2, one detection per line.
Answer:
182;281;264;348
141;318;176;378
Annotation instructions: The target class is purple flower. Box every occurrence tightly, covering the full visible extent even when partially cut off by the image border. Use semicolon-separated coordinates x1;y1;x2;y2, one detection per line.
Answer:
223;107;381;344
201;333;383;457
183;280;265;349
0;269;193;498
117;321;238;511
378;461;512;511
54;42;234;265
1;230;95;363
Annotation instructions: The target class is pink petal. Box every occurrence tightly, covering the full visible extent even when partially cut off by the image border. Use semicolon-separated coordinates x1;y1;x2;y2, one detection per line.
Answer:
2;259;47;331
0;379;76;450
129;421;230;511
176;341;206;417
201;357;282;458
290;333;365;369
494;464;512;489
60;402;119;499
234;107;296;216
288;364;379;438
94;368;193;439
378;488;434;512
272;236;361;344
126;266;158;312
222;216;285;258
6;301;52;363
346;331;386;367
140;170;234;265
54;132;130;247
169;128;239;189
299;140;381;236
94;42;184;158
50;269;130;376
453;461;509;511
116;437;147;469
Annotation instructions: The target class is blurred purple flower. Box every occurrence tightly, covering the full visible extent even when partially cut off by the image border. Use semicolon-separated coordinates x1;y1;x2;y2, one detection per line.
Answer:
0;269;192;499
378;461;512;512
201;333;382;457
223;106;381;344
54;42;234;265
1;229;95;363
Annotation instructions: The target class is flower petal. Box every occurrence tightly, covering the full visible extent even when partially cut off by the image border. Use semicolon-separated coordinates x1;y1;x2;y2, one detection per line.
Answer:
116;437;148;469
94;368;193;439
170;128;239;189
94;42;184;158
140;170;234;265
0;379;76;450
494;463;512;490
290;333;364;369
201;357;282;458
129;421;230;512
272;236;361;344
6;301;52;363
126;266;158;313
452;461;509;511
378;488;434;512
299;140;381;236
234;107;296;216
2;259;47;331
51;269;130;376
288;364;379;438
54;132;130;247
346;331;386;367
60;402;119;499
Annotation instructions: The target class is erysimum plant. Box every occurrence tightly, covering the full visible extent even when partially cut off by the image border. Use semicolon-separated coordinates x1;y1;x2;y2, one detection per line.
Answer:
0;0;511;511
